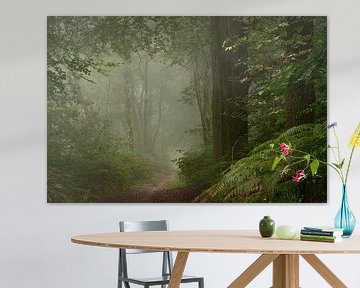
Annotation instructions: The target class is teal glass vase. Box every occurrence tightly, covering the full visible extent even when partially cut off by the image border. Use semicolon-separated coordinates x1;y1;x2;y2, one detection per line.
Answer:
334;185;356;237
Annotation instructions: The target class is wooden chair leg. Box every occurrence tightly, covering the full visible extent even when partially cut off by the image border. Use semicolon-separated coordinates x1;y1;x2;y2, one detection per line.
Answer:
228;254;279;288
301;254;347;288
168;252;189;288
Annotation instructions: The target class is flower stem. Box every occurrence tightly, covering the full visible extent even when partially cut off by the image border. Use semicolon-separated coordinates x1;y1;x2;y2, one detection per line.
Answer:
344;128;360;185
291;149;343;181
330;148;339;164
333;127;343;165
345;145;356;185
332;127;346;182
318;160;344;183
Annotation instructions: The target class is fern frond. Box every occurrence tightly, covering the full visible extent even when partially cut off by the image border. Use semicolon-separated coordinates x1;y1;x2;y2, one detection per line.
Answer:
196;123;327;203
281;123;315;137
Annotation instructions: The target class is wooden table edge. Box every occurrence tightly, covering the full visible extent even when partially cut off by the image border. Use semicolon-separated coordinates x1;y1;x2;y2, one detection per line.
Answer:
71;237;360;254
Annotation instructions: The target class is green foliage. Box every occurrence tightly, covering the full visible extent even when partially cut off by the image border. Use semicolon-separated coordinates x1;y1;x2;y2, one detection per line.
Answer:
175;147;227;189
48;152;157;203
243;16;327;147
195;124;327;203
310;159;320;176
47;17;108;101
272;155;285;171
98;16;177;58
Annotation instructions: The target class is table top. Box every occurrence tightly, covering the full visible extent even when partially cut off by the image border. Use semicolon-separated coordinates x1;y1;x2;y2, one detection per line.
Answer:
71;230;360;254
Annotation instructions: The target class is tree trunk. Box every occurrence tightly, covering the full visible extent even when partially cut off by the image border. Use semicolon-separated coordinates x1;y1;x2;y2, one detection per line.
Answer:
142;59;155;155
285;17;315;128
192;56;212;145
143;60;149;151
151;89;163;156
211;16;251;161
124;74;134;152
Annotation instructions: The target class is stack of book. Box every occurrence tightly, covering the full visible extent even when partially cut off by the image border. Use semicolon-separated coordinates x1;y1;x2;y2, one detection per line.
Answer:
300;226;344;243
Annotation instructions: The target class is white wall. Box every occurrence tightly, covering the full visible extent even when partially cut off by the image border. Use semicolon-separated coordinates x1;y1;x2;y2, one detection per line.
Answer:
1;0;360;287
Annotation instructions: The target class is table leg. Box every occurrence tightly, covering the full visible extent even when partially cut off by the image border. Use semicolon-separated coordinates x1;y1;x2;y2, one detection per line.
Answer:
228;253;348;288
272;254;299;288
168;252;189;288
301;254;347;288
228;254;279;288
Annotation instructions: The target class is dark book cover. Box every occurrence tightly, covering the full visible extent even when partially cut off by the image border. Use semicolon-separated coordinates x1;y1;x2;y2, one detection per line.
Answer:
300;229;342;237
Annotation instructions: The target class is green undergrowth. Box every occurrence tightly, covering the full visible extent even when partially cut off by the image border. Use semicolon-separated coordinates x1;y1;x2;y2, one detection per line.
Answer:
195;124;327;203
47;152;163;203
175;146;227;189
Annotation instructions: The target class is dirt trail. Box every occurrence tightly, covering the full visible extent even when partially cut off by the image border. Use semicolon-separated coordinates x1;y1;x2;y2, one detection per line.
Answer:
135;171;178;195
116;171;202;203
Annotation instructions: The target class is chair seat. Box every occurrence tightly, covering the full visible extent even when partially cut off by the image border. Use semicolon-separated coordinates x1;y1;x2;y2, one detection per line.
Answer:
119;274;203;286
118;221;204;287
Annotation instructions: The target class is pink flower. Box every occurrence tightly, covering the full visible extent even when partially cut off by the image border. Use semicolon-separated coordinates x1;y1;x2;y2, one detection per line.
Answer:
292;170;306;183
280;143;290;156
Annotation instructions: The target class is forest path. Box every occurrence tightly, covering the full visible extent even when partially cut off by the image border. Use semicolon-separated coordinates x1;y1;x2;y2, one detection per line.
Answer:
135;171;178;195
117;170;202;203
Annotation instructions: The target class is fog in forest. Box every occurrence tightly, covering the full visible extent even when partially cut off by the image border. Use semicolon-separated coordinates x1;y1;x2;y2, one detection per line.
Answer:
79;56;201;165
48;16;327;203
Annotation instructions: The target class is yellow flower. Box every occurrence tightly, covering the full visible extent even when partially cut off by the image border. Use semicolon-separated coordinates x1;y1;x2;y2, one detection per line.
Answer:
349;122;360;148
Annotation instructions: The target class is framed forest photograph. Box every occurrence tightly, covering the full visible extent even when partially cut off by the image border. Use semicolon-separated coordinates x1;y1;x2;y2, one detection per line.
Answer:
47;16;327;203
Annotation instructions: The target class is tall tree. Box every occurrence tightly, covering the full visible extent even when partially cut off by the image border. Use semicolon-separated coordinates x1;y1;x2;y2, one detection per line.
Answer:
123;71;135;152
285;17;316;128
164;17;213;146
191;53;212;145
211;16;251;161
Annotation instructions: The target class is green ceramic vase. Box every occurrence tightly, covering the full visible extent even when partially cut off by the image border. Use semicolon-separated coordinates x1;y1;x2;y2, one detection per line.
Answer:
259;216;275;238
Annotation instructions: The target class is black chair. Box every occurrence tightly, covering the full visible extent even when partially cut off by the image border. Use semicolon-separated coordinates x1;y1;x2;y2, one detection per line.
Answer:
118;220;204;288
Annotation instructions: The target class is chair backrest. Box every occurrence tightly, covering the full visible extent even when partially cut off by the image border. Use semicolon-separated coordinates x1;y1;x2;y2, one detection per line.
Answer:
118;220;174;282
119;220;169;254
120;220;168;232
